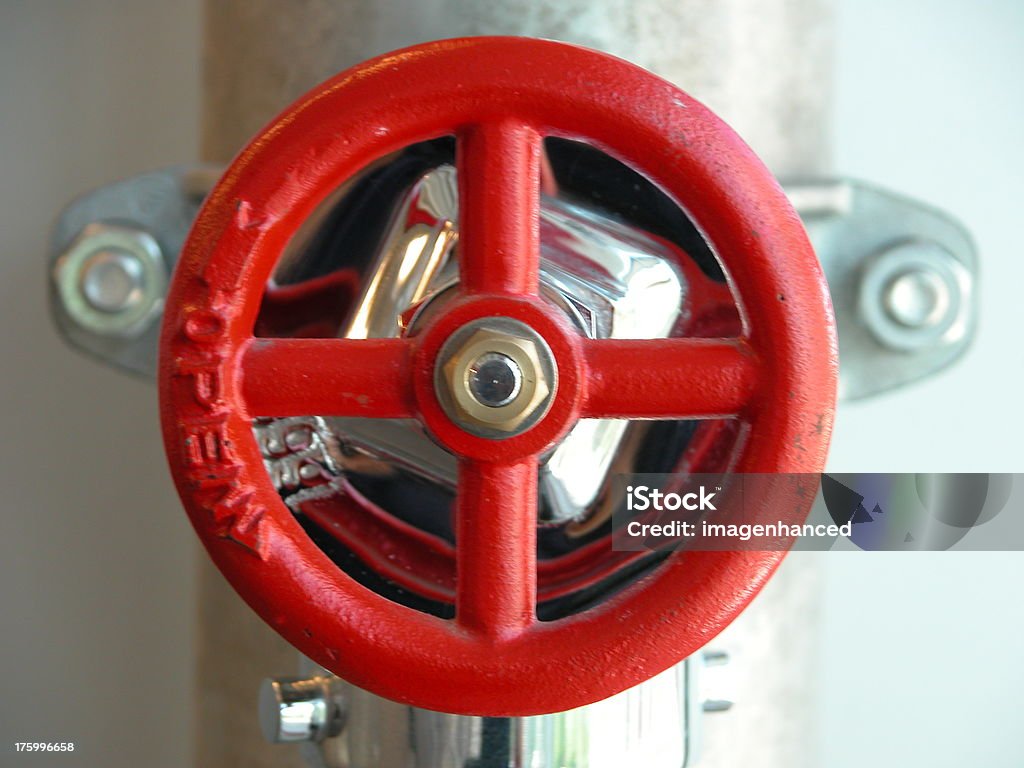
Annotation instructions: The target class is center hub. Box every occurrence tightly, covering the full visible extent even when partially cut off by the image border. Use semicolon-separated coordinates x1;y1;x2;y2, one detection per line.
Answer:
434;316;558;439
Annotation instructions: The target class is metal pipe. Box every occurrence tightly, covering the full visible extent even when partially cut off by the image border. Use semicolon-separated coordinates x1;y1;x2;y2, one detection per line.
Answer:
199;2;833;766
203;0;831;176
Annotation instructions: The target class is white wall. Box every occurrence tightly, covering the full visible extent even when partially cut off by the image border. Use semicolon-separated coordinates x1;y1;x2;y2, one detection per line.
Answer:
823;1;1024;765
0;2;200;766
0;1;1021;766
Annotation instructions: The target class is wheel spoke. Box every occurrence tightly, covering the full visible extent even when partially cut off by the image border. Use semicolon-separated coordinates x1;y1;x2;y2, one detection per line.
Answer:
455;456;538;637
456;120;542;296
240;337;414;418
582;338;759;419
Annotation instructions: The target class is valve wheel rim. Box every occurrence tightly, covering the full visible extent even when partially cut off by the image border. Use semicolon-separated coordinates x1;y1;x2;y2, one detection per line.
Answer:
159;36;838;716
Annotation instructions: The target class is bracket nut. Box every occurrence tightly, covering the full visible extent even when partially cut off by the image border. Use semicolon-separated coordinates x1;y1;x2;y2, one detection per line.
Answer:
858;240;971;353
53;223;167;338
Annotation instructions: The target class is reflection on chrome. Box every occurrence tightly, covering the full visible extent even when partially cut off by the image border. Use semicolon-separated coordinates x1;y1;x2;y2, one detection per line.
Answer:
289;652;718;768
320;165;685;524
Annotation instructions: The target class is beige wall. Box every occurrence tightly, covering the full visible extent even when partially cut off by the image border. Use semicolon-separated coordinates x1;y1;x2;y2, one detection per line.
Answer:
0;2;200;766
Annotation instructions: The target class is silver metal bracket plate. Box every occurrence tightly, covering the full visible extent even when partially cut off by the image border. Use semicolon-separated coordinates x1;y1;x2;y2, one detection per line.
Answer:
785;178;977;400
48;166;978;398
48;165;216;377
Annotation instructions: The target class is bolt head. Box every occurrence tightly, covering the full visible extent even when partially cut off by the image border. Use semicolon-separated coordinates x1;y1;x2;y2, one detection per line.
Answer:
80;248;146;313
883;268;949;329
54;223;167;338
858;240;970;352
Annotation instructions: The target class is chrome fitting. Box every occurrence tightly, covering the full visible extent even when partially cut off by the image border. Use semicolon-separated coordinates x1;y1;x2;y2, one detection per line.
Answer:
258;674;346;744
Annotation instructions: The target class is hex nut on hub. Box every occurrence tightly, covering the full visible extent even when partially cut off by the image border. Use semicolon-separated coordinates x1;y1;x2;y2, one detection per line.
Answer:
435;317;558;439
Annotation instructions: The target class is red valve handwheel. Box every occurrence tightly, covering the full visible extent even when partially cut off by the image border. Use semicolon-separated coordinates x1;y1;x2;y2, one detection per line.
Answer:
159;37;838;716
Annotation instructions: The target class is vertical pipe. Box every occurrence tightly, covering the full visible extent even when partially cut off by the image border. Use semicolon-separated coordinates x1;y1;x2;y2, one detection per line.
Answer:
203;0;831;176
200;2;832;766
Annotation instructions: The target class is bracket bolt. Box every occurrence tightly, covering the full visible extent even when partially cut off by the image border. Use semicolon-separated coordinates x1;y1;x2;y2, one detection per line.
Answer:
883;268;950;329
858;240;970;352
54;223;167;338
80;249;146;313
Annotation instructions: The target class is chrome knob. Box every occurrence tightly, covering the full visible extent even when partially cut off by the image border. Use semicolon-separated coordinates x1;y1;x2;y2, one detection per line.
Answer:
258;675;345;744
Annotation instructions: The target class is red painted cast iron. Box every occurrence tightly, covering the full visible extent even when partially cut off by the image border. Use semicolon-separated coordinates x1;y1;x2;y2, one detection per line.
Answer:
159;37;838;716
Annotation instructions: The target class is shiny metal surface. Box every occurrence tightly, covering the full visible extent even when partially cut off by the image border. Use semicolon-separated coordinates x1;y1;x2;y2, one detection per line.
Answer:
79;248;146;313
259;675;346;744
345;165;459;340
48;165;211;375
698;650;734;714
860;240;970;351
468;352;522;407
285;653;730;768
54;222;166;339
253;416;343;510
786;178;978;400
327;165;684;522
